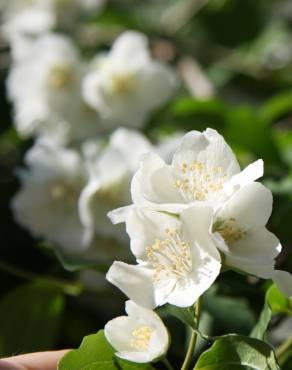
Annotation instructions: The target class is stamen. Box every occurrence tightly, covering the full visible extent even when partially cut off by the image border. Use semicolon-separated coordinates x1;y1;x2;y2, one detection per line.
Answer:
50;182;77;208
110;72;136;95
175;161;228;202
215;217;247;244
130;326;154;351
146;228;192;280
48;63;73;89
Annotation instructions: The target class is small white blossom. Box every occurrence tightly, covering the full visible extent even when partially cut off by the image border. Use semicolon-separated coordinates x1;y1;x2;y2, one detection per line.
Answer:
212;181;292;297
106;206;221;308
79;128;153;245
82;31;178;128
109;128;263;224
11;140;87;253
1;0;106;41
7;33;100;144
105;300;169;363
79;128;183;246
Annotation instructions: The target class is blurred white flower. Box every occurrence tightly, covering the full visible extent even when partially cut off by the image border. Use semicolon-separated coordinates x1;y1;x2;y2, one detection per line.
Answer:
106;206;221;308
11;140;87;253
7;33;100;144
82;31;178;128
105;300;169;363
212;181;292;297
109;128;263;224
79;128;152;245
1;0;54;40
79;128;183;246
1;0;106;41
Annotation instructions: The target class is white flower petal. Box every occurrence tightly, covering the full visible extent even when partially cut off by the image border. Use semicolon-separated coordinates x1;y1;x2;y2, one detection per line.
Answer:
105;300;169;363
173;128;240;178
107;205;134;225
109;128;154;170
217;182;273;230
225;227;281;263
181;205;221;261
79;179;101;246
105;316;138;352
225;159;264;191
106;262;156;308
110;31;149;67
125;208;180;260
131;152;183;205
11;141;87;253
135;62;178;109
116;351;153;363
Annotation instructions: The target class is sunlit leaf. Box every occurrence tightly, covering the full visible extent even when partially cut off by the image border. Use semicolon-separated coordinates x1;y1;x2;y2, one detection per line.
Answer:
58;330;154;370
194;334;280;370
251;284;292;340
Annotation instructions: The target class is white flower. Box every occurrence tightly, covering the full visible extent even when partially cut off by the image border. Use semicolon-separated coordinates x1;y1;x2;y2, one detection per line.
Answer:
79;128;184;246
109;128;263;224
1;0;54;40
1;0;105;41
212;181;292;297
106;206;221;308
7;33;100;144
79;128;153;245
105;300;169;363
82;31;178;128
11;140;87;253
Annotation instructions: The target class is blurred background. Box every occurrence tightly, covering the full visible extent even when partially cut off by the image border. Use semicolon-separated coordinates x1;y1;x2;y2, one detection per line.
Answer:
0;0;292;368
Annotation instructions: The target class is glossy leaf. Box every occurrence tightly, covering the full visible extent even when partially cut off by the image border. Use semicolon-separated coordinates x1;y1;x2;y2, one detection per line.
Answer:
251;284;292;340
58;330;154;370
194;334;280;370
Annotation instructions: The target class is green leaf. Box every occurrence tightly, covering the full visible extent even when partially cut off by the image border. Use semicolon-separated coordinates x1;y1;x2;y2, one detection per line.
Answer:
203;289;255;334
0;281;64;356
162;304;196;329
250;284;292;340
170;98;227;131
224;106;279;164
259;92;292;125
266;284;292;315
147;97;227;134
59;330;115;370
273;129;292;167
194;334;280;370
58;330;155;370
250;300;271;341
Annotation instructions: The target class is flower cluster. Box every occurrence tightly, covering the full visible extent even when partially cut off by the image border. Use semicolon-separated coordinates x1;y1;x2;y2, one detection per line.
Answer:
12;129;181;258
4;1;178;257
4;3;292;365
104;128;292;362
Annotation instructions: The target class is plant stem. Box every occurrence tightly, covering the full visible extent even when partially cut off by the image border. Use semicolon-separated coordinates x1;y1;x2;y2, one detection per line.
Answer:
181;298;202;370
0;260;83;296
276;336;292;366
162;357;175;370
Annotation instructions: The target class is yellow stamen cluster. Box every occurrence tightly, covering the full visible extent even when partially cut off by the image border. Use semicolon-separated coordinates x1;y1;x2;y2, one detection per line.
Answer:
217;217;247;244
130;326;154;351
48;63;73;89
50;182;77;208
175;161;227;201
110;72;137;95
146;228;192;280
